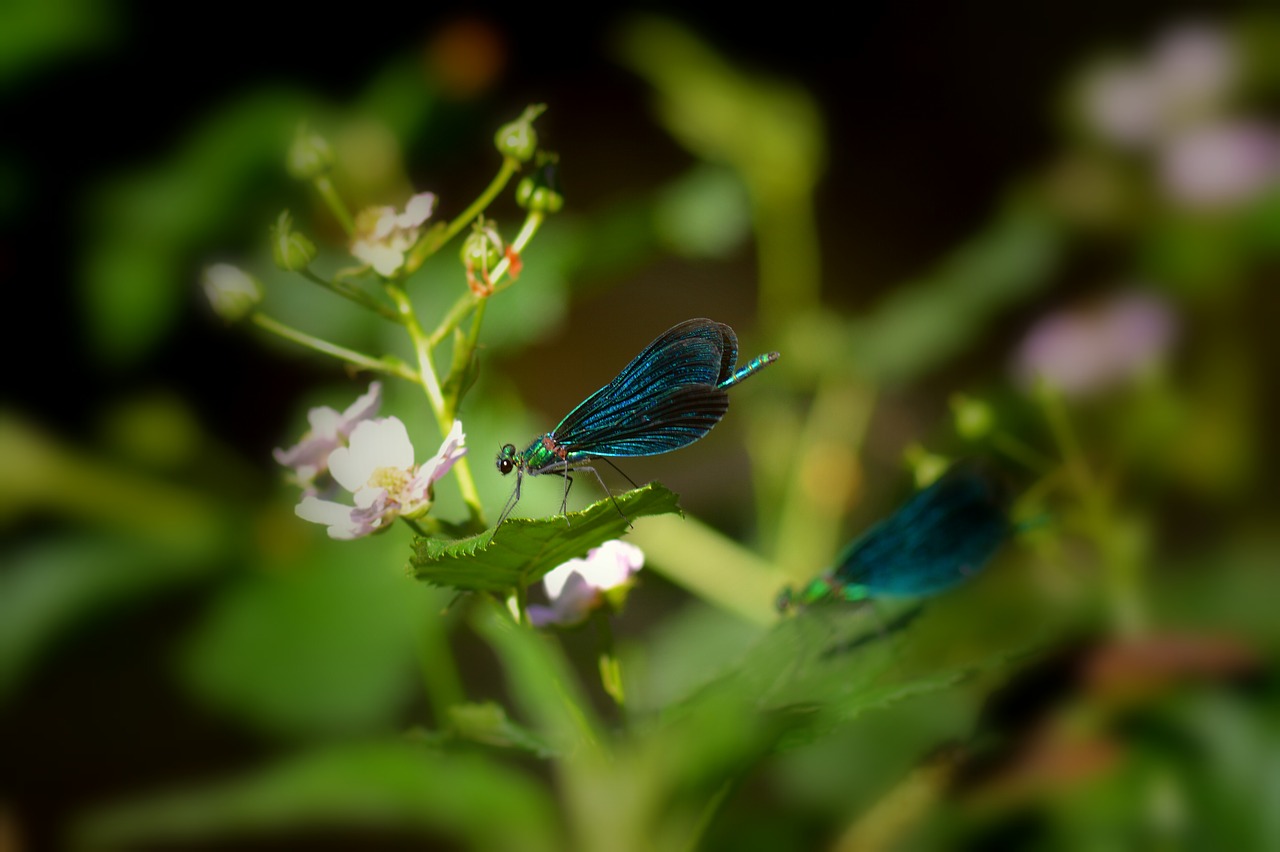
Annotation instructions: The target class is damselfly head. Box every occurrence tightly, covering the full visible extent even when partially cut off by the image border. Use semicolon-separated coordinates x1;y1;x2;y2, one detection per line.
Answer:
496;443;517;476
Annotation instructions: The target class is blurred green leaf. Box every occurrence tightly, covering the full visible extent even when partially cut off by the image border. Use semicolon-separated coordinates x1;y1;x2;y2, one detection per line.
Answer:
630;513;782;626
182;535;431;738
653;164;752;258
0;536;212;702
0;412;229;548
624;600;769;714
1140;212;1245;296
72;740;562;852
616;16;824;195
617;14;826;321
411;482;681;593
0;0;114;87
82;89;313;365
471;600;604;759
1163;690;1280;850
447;701;557;757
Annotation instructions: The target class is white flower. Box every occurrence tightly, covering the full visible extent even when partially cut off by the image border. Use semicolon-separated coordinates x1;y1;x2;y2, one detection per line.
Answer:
1013;291;1177;397
296;417;466;539
201;263;261;322
1079;22;1238;148
528;540;644;627
273;382;382;494
350;191;437;277
1158;121;1280;209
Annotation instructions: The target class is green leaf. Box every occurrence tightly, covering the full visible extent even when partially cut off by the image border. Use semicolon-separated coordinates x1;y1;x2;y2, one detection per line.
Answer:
410;482;682;593
447;701;558;757
72;740;562;852
470;601;604;757
0;536;211;702
0;0;114;88
182;537;430;739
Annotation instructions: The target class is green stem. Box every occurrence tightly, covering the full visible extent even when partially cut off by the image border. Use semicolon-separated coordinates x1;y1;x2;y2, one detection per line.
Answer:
489;211;544;294
387;286;487;529
594;612;625;708
514;582;529;627
1039;385;1145;634
312;175;356;236
299;268;399;321
430;291;480;349
439;157;521;247
388;286;447;414
991;430;1056;474
250;314;419;381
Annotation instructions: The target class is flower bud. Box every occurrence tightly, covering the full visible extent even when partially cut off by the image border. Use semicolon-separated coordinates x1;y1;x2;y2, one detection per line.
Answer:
287;126;334;180
950;393;995;440
903;443;950;489
460;220;503;272
515;152;564;214
494;104;546;163
270;211;318;271
202;263;262;322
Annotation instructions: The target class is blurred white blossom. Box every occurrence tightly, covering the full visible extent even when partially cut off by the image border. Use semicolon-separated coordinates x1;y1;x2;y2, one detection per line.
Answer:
1159;121;1280;208
529;540;644;627
1013;292;1177;396
201;263;262;322
1081;22;1238;147
350;191;437;277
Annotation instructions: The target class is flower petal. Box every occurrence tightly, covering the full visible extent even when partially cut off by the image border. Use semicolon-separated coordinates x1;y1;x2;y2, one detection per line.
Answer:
273;382;383;479
352;240;407;277
330;417;415;491
532;571;600;627
399;192;437;227
296;496;365;539
339;382;383;430
415;419;468;488
578;540;645;590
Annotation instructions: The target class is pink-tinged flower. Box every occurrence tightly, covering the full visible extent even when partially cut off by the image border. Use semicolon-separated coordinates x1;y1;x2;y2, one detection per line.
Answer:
296;418;466;539
350;191;437;277
1013;292;1177;397
1147;23;1237;116
528;540;644;628
274;382;382;494
1079;22;1238;148
1158;121;1280;209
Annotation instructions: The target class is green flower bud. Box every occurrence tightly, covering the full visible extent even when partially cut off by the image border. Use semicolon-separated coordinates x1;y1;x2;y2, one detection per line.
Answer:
515;152;564;213
287;126;334;180
494;104;546;163
202;263;262;323
270;211;317;271
903;443;950;489
460;221;503;272
950;393;995;440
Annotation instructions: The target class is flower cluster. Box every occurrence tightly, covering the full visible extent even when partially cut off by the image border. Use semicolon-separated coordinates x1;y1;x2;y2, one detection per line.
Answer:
1078;22;1280;209
350;191;437;277
276;384;466;539
529;540;644;627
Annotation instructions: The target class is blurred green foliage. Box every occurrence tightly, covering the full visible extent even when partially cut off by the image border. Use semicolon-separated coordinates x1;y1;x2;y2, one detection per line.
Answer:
3;9;1278;852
